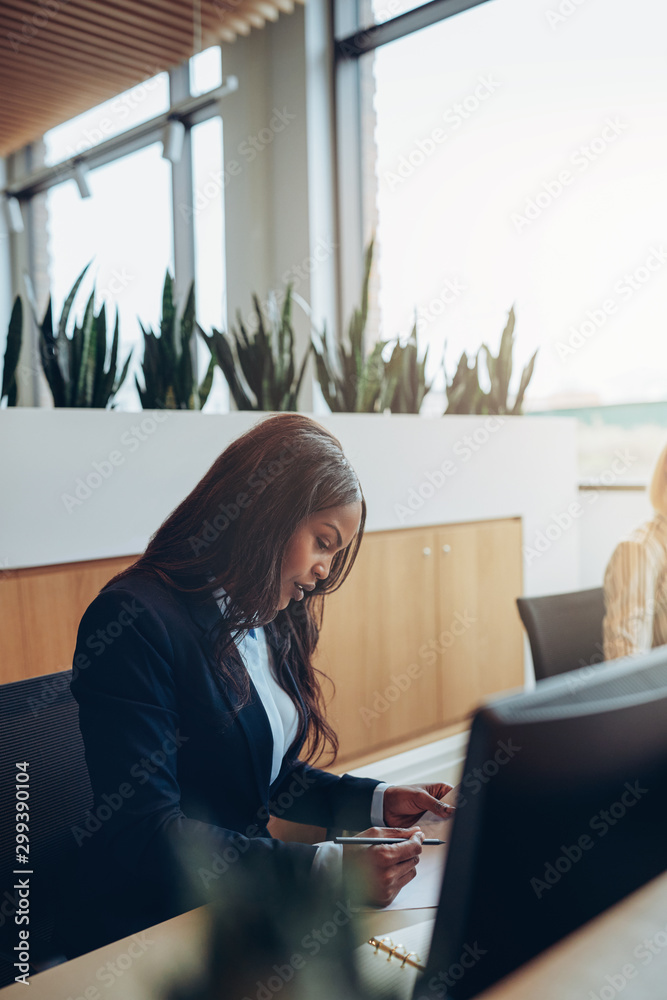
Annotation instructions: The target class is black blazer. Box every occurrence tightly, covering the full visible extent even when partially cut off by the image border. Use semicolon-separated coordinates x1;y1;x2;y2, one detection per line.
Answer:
61;568;379;956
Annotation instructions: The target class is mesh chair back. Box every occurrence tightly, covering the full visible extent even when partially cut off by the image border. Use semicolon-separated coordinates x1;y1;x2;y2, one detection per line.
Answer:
516;587;606;682
0;671;92;987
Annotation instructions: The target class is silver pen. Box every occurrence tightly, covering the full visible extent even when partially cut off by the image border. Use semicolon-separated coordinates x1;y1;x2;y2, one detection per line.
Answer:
333;836;446;845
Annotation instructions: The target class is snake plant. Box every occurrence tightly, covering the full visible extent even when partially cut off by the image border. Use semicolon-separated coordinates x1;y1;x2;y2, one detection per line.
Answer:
136;272;214;410
35;265;132;408
379;320;432;414
200;284;311;411
444;306;537;415
311;240;389;413
1;297;23;406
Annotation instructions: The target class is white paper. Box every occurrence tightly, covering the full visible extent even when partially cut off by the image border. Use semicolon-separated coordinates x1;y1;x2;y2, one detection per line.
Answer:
383;795;455;911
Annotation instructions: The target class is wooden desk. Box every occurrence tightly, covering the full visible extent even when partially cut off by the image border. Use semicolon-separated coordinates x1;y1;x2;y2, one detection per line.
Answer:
0;901;437;1000
0;906;211;1000
2;869;665;999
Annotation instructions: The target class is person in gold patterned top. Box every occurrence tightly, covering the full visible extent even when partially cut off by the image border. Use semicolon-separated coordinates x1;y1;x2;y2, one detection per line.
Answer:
603;443;667;659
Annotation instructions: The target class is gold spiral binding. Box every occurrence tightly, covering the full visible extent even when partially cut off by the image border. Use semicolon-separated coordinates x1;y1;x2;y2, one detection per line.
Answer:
367;936;425;972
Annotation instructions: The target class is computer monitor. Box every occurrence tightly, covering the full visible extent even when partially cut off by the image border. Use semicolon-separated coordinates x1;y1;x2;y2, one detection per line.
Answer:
416;646;667;999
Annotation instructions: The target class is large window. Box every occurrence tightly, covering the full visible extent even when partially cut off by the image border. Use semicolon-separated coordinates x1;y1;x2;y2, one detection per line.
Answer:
339;0;667;479
26;48;228;411
192;115;227;412
45;142;174;411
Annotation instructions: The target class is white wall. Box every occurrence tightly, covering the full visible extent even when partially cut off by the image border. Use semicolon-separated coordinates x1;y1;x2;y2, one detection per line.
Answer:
579;488;653;589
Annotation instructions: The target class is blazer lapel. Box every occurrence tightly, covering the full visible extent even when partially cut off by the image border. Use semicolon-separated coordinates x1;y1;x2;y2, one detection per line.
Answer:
182;591;274;803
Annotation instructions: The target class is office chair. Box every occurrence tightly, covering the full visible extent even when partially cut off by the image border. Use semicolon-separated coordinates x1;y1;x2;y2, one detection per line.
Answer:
516;587;606;681
0;670;93;988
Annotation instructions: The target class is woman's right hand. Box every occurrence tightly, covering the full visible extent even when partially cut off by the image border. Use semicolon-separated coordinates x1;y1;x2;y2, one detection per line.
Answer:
342;826;425;907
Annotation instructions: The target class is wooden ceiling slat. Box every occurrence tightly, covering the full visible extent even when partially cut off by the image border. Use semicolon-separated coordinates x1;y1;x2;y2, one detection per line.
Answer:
80;0;199;33
0;109;35;127
243;2;280;20
0;0;294;157
0;86;100;113
0;83;160;123
1;45;185;84
224;16;252;35
0;56;153;86
1;3;188;63
200;0;267;31
244;13;266;29
0;73;137;103
0;16;187;70
0;84;116;118
2;0;188;41
110;0;202;28
77;0;195;41
0;34;185;76
0;61;123;86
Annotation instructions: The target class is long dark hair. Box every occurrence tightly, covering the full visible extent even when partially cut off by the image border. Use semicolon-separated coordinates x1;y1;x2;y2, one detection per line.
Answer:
107;413;366;763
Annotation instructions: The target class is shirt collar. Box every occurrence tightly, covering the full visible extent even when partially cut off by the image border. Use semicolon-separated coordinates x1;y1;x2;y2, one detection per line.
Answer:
208;577;256;640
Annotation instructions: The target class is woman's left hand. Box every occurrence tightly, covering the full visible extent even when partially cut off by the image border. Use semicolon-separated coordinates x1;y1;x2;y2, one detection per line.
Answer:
382;783;455;826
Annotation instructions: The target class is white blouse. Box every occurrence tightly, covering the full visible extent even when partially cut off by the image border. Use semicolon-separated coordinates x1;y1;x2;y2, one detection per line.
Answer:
211;588;299;784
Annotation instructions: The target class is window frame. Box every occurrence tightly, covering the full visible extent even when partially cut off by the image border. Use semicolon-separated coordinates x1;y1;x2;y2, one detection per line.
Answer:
3;52;233;405
333;0;493;331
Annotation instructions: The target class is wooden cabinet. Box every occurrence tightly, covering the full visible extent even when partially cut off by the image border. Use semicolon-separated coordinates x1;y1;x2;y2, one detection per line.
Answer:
0;556;138;684
316;518;524;765
313;528;443;762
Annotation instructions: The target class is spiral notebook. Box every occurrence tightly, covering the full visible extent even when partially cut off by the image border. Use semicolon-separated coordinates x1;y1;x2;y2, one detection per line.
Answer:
354;918;435;999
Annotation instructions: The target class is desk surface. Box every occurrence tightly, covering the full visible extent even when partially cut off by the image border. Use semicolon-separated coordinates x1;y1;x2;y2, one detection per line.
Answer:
0;904;210;1000
0;902;436;1000
2;869;666;999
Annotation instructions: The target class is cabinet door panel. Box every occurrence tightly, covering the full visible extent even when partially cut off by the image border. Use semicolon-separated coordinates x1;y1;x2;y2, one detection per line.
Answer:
437;519;523;724
316;529;440;761
16;556;138;682
435;523;484;722
0;573;27;683
472;519;524;698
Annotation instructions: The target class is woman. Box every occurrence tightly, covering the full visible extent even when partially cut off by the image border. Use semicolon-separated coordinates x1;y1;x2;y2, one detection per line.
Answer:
62;414;453;958
603;440;667;659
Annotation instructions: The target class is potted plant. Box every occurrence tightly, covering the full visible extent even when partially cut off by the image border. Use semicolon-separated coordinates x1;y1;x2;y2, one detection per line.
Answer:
136;272;215;410
311;241;389;414
444;306;537;414
378;320;431;414
31;264;132;408
200;284;311;411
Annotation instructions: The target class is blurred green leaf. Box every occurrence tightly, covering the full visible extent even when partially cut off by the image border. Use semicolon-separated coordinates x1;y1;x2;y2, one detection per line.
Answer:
1;297;23;406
